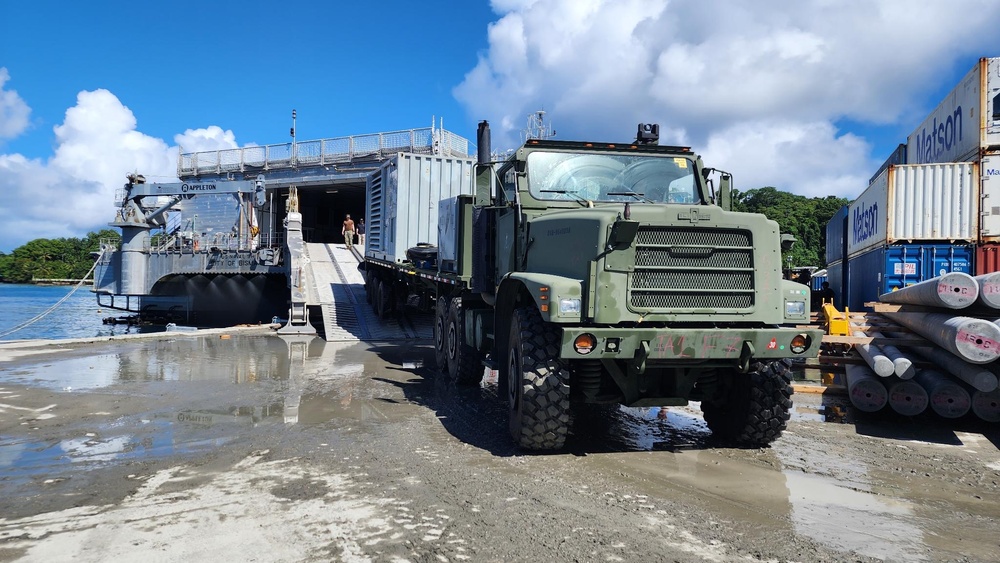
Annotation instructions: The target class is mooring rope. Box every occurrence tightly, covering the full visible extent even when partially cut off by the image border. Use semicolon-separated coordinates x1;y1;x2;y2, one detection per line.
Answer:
0;248;106;339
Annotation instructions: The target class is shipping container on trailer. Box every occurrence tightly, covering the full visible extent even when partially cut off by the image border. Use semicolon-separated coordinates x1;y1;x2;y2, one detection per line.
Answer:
906;57;1000;164
825;205;848;264
845;243;973;311
366;153;476;265
847;162;979;257
870;144;907;186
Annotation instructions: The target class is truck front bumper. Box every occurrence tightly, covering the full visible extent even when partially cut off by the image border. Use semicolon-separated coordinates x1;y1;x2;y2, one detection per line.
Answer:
558;326;824;364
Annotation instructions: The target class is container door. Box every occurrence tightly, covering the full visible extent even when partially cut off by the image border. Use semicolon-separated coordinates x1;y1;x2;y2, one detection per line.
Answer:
986;58;1000;150
981;154;1000;241
882;244;921;295
923;244;972;279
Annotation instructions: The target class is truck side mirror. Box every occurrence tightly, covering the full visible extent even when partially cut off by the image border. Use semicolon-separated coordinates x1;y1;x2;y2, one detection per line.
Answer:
780;233;796;251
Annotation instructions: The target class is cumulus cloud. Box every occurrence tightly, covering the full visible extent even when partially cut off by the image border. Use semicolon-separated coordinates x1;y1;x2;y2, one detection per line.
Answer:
0;68;31;140
0;87;239;252
455;0;1000;197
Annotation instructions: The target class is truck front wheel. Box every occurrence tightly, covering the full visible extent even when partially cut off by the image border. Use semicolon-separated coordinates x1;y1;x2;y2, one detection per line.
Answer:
701;359;794;447
507;306;570;450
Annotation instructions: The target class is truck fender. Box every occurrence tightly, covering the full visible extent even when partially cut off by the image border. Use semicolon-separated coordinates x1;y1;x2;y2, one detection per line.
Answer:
498;273;583;322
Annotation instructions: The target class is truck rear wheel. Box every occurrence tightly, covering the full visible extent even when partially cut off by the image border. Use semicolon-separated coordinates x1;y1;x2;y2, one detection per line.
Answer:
507;306;570;450
364;271;374;304
447;296;483;385
374;278;393;319
701;359;793;447
433;297;449;375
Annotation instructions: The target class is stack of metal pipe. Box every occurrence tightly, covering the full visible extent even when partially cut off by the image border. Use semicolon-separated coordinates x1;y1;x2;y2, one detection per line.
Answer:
840;272;1000;422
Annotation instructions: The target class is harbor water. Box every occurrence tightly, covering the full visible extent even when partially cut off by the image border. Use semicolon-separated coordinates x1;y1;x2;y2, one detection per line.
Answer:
0;284;144;341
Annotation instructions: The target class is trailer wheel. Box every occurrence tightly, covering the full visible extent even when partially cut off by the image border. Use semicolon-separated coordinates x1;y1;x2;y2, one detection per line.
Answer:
381;279;394;318
447;296;483;385
434;297;449;374
701;359;793;447
507;306;570;450
374;279;391;319
364;271;373;304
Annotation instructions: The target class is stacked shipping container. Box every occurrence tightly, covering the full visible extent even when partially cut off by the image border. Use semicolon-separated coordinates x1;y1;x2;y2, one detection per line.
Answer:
843;162;977;310
828;57;1000;309
905;56;1000;275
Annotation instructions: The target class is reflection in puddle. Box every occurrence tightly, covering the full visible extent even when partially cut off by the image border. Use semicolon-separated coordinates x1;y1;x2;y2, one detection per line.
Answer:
784;470;925;561
0;335;390;483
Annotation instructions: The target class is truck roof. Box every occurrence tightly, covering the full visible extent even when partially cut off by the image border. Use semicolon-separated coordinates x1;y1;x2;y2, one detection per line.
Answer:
522;138;694;155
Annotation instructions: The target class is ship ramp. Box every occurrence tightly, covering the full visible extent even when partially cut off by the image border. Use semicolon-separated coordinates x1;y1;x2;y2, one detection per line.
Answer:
302;243;432;341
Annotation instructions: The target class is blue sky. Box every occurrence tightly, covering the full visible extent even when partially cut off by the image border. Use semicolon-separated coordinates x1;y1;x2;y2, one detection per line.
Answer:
1;0;999;252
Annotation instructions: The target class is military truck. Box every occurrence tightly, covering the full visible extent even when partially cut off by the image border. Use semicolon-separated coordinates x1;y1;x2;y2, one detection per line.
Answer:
362;122;823;450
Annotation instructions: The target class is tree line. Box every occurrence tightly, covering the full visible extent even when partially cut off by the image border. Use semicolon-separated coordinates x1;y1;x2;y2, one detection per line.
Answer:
731;187;849;271
0;229;121;284
0;189;848;284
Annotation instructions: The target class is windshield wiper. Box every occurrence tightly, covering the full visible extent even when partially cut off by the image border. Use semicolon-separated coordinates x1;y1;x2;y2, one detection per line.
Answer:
606;191;654;203
540;189;592;207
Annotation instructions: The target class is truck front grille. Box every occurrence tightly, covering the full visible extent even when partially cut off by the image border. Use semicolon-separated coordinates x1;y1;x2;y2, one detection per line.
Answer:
630;227;755;311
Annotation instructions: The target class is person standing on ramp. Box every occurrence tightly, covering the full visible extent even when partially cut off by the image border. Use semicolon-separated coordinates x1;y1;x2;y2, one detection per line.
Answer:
342;214;355;248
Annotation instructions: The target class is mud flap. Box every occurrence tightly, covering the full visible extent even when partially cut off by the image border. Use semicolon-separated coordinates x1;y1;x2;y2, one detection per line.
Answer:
738;340;755;373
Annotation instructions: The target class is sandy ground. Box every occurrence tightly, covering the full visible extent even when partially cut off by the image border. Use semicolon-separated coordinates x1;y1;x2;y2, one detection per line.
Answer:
0;332;998;562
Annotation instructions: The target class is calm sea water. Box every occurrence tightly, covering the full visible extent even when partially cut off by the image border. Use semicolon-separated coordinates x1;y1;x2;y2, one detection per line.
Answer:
0;284;145;341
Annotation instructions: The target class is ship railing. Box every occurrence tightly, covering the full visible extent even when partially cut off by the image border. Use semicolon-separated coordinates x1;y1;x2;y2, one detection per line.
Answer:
178;127;471;177
144;231;286;255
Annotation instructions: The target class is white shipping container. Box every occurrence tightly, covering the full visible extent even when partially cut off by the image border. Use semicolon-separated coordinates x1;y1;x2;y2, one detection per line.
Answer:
980;152;1000;241
847;162;979;257
365;152;476;264
906;57;1000;164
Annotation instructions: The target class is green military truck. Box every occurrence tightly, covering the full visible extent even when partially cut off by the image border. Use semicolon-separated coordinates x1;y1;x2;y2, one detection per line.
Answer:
363;122;822;450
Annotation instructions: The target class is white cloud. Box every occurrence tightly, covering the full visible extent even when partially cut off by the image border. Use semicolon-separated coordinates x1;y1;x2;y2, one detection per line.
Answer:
0;67;31;140
701;120;870;198
457;0;1000;198
0;87;240;252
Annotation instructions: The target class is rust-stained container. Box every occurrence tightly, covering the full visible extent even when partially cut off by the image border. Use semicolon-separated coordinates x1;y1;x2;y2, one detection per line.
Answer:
976;242;1000;275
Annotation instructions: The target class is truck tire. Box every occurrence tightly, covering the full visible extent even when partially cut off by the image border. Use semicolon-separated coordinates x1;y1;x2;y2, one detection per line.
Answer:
447;296;483;385
364;271;373;304
374;279;391;319
434;297;449;375
507;306;570;450
701;359;793;447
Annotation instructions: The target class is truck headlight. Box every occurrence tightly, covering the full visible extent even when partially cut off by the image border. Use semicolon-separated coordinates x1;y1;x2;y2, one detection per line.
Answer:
785;300;805;317
559;298;581;314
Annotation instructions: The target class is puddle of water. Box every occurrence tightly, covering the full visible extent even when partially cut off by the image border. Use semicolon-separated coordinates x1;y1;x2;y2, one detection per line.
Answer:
0;335;296;389
784;470;926;561
0;336;398;483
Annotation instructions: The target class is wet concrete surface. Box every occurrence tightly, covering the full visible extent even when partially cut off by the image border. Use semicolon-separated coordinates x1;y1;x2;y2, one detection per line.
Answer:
0;332;999;562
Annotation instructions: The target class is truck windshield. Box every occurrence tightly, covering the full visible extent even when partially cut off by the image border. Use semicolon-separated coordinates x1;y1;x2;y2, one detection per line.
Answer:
526;151;699;204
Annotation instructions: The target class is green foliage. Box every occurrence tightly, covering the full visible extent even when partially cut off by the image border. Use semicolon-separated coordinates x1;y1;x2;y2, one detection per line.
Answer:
0;230;121;284
732;187;849;269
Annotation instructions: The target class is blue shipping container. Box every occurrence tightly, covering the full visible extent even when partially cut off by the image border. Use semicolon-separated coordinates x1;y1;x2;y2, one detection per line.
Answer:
827;261;844;309
810;276;827;291
845;244;972;311
825;205;849;264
